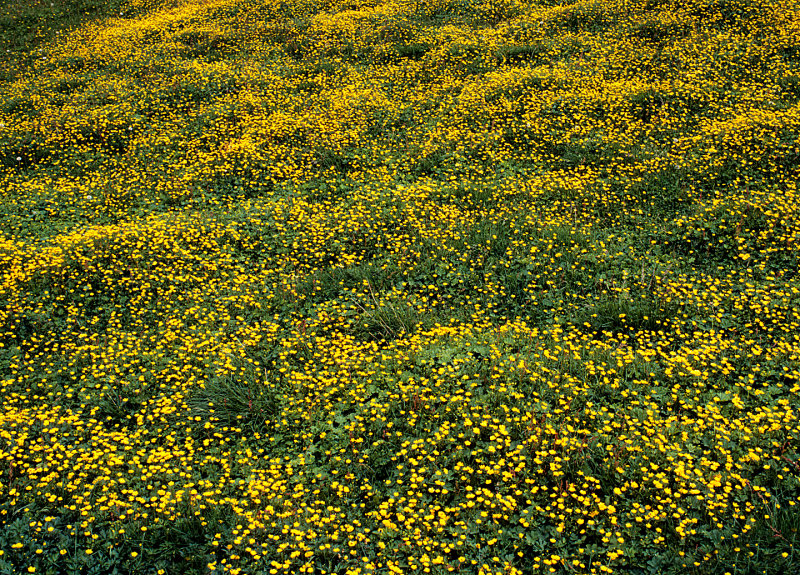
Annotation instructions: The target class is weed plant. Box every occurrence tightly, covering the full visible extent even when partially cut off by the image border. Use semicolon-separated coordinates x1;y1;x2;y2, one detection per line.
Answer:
1;0;800;574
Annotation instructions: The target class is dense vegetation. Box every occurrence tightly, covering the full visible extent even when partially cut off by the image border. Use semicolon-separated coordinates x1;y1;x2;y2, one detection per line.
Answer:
1;0;799;573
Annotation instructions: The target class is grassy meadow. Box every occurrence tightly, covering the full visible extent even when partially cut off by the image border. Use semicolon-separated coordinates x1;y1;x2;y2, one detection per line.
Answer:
1;0;800;573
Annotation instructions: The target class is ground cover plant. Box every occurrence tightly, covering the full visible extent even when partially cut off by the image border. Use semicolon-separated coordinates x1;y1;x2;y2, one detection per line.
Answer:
1;0;800;573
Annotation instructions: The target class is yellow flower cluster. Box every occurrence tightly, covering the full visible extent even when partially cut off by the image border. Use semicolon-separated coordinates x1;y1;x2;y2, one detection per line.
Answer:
1;0;799;573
